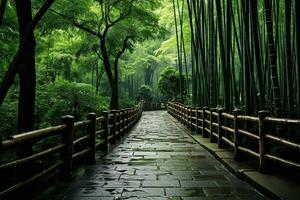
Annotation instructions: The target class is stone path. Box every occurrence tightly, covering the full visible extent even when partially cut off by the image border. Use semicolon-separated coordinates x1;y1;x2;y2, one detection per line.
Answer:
36;111;267;200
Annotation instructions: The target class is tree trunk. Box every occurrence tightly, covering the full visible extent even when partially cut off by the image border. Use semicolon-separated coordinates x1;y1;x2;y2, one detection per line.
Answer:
296;0;300;118
242;0;251;115
110;81;119;109
250;0;265;110
99;37;119;110
264;0;282;117
216;0;230;111
172;0;183;103
209;0;216;108
15;0;36;158
285;0;293;118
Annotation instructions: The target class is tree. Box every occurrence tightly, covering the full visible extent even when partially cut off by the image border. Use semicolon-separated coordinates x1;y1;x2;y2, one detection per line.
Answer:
69;0;162;109
158;66;184;101
0;0;55;158
264;0;282;117
135;84;152;102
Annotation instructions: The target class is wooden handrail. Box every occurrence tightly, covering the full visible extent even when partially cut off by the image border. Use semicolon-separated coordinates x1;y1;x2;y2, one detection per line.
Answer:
0;101;144;199
167;102;300;173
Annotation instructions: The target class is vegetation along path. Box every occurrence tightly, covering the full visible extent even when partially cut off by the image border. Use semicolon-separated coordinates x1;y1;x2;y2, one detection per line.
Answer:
36;111;267;200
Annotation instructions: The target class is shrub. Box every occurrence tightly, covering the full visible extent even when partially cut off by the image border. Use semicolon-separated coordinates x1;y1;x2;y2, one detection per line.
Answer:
135;84;153;102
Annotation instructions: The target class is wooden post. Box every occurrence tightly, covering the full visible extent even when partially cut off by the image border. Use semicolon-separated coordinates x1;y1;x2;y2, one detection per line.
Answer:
202;107;208;138
183;105;188;126
233;109;242;160
110;110;117;144
210;108;217;143
189;107;193;129
86;113;96;165
175;103;178;119
180;104;184;123
119;110;123;136
258;110;270;172
132;108;135;126
121;109;126;135
195;107;200;134
191;107;195;131
100;111;108;151
167;102;169;114
174;103;177;118
187;106;191;128
217;108;225;148
184;106;188;126
116;110;121;139
124;109;128;133
60;115;75;180
132;107;137;122
131;108;134;126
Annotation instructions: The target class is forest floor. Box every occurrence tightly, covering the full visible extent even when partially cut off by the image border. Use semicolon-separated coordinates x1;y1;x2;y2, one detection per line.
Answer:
35;111;267;200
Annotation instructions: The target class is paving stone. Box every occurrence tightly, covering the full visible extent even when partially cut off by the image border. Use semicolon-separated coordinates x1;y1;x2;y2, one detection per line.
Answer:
122;188;165;197
35;111;268;200
103;180;141;188
65;197;114;200
165;188;205;197
180;181;218;188
142;180;180;188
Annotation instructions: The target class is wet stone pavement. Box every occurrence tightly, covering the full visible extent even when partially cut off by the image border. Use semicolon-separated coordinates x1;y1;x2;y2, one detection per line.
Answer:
36;111;267;200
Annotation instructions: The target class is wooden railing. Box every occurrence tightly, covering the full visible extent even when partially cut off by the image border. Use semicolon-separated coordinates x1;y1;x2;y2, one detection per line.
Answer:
168;102;300;172
0;102;143;199
143;101;166;111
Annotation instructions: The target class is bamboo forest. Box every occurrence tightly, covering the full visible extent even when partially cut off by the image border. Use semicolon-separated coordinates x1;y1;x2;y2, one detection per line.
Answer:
0;0;300;200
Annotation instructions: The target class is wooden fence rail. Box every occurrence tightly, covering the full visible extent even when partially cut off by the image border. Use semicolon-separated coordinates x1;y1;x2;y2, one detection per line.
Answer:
143;101;166;111
0;102;144;199
168;102;300;173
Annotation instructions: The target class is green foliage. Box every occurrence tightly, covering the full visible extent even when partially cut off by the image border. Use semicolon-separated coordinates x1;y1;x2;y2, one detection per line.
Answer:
158;66;183;101
0;87;18;138
0;0;172;134
35;80;109;127
136;85;153;102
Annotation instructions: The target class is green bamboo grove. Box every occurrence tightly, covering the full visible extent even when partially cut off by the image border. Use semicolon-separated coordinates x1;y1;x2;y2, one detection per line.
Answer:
174;0;300;119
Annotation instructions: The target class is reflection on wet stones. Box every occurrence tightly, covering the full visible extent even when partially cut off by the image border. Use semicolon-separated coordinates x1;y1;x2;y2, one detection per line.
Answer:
35;111;267;200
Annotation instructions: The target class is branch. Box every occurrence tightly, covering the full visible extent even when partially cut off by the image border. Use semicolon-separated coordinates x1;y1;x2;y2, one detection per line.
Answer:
0;0;55;107
114;35;134;80
72;17;100;37
94;48;103;61
100;38;115;83
102;0;134;37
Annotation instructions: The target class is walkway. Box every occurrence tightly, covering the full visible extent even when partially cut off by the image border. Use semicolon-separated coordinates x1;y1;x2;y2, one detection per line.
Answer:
36;111;267;200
